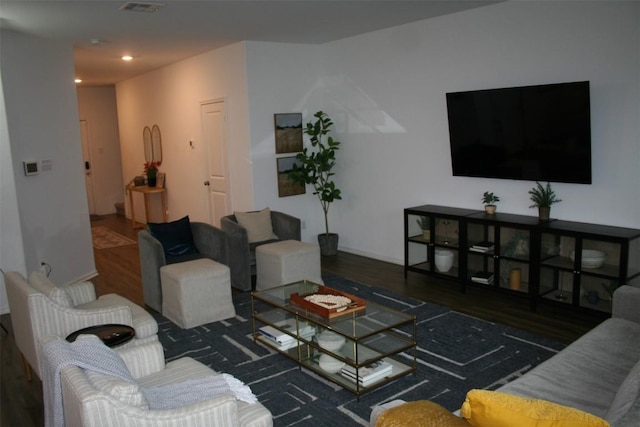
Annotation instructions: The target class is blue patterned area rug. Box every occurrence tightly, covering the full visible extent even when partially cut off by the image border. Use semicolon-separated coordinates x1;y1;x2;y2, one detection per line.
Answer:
153;274;564;426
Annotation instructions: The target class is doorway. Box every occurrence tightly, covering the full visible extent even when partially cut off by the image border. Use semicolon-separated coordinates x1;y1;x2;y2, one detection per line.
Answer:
79;120;96;215
200;100;232;227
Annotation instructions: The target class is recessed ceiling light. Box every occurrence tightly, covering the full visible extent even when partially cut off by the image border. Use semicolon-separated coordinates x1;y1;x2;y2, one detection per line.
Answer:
120;2;165;13
122;55;133;61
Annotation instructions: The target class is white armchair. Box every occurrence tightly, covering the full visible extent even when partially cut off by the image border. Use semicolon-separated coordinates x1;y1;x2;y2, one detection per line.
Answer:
3;271;158;380
42;336;273;427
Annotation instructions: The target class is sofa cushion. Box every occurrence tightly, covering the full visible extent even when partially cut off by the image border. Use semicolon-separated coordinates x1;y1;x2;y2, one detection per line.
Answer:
85;370;149;408
461;389;610;427
497;318;640;418
606;359;640;424
235;208;278;243
148;215;199;259
28;272;73;308
376;400;471;427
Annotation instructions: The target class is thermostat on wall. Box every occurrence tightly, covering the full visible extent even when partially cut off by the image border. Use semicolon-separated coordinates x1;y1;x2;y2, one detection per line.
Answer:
23;160;39;176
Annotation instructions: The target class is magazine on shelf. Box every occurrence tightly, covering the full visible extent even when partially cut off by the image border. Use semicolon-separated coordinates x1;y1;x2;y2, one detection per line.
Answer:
275;319;316;338
471;271;494;284
258;328;315;351
340;361;392;386
471;277;494;284
470;241;494;252
258;325;295;344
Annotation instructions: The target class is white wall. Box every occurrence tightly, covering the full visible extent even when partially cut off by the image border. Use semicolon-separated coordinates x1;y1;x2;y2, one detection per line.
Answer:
310;1;640;263
244;41;327;241
77;87;125;215
0;68;26;314
116;1;639;268
116;42;253;224
0;30;96;288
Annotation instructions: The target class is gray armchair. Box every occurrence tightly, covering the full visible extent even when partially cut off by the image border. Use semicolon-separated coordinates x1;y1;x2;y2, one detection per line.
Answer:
221;211;301;291
138;221;228;312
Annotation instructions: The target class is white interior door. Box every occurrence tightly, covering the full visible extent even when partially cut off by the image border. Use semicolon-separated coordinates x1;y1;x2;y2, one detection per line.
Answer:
79;120;96;215
201;100;232;227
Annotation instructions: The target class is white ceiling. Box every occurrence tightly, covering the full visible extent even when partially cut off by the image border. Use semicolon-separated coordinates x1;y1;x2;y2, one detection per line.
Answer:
0;1;497;86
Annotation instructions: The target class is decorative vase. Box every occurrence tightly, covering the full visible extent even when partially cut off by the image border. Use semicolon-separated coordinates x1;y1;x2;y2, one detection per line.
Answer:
538;206;550;221
318;233;339;256
434;250;454;273
509;268;522;290
485;205;497;215
422;230;431;241
587;291;600;305
147;175;157;187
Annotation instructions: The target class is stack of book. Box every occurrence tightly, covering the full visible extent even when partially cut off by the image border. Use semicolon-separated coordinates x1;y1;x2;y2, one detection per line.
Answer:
469;241;494;253
341;361;392;387
471;271;494;285
258;324;315;351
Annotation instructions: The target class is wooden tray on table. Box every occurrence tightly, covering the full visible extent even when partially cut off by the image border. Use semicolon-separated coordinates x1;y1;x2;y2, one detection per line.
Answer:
290;285;366;319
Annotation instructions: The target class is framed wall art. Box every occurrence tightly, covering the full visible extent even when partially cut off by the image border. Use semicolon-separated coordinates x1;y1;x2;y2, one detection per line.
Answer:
274;113;303;154
277;156;305;197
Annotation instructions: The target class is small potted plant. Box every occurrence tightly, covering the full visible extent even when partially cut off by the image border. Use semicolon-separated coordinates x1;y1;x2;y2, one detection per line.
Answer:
143;161;160;187
416;216;431;241
529;181;561;220
482;191;500;214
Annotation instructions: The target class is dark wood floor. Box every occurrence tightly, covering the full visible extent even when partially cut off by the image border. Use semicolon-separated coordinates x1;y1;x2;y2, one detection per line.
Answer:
1;214;604;426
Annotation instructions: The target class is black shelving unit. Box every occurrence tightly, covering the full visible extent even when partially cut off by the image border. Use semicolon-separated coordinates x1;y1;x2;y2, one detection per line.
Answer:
404;204;640;315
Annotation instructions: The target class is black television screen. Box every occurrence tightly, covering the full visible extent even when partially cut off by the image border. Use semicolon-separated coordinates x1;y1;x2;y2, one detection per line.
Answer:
446;81;592;184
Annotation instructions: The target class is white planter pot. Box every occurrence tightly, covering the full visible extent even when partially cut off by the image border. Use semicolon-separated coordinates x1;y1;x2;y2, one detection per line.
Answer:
435;250;454;273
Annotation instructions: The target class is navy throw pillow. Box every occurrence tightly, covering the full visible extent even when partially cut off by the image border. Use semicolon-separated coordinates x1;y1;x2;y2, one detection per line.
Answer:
148;215;199;260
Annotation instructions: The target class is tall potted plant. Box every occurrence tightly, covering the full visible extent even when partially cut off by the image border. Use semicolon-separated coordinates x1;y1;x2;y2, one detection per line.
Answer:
529;181;561;221
289;111;342;255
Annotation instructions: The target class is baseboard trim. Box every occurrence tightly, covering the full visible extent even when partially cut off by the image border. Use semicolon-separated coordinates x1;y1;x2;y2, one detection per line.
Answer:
336;245;402;266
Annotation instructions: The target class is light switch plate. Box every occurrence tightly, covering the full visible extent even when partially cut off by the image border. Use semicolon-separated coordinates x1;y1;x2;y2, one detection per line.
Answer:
23;160;39;176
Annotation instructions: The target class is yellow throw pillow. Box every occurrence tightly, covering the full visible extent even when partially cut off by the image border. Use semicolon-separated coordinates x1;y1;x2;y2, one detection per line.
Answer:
461;389;610;427
376;400;471;427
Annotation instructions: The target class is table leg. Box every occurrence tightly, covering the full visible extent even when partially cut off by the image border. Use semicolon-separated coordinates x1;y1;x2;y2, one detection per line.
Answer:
129;188;136;228
144;193;152;224
161;191;168;222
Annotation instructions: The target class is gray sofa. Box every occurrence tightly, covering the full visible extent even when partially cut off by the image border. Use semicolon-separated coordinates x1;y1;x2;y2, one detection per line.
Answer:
370;285;640;427
221;211;301;291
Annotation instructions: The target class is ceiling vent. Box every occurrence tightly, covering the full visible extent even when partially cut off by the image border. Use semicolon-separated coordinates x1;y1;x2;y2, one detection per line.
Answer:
120;2;165;13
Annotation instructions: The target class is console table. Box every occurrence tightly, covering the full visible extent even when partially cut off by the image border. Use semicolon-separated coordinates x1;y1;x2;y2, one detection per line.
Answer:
127;185;167;228
405;204;640;316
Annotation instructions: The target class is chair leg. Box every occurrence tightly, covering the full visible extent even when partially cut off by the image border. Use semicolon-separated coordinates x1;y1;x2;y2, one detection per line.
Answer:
21;354;32;381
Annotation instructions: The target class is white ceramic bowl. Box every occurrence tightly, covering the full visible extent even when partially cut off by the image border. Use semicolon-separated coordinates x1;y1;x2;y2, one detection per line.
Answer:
318;353;345;373
570;249;606;269
317;331;346;352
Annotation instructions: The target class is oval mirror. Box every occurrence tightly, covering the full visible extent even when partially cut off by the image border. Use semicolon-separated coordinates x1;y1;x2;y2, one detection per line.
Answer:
151;124;162;163
143;126;153;162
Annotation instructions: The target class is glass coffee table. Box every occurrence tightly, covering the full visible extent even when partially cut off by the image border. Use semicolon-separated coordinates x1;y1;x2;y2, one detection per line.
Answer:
251;280;417;395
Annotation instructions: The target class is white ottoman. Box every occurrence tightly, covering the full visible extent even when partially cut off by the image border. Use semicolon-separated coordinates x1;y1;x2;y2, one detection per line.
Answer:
160;258;236;329
256;240;324;290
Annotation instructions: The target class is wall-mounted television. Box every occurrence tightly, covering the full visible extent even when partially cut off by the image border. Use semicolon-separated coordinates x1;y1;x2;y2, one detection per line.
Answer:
446;81;592;184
